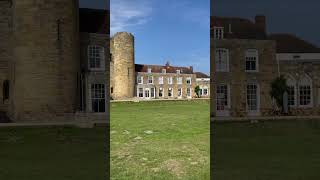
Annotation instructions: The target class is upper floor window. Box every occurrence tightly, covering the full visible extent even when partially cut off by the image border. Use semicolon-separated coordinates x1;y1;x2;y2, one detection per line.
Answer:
137;76;143;84
215;48;229;72
214;27;224;39
177;77;182;84
245;49;259;72
186;77;192;85
162;69;166;74
88;45;105;70
159;76;164;84
148;76;153;84
168;77;173;84
147;68;152;73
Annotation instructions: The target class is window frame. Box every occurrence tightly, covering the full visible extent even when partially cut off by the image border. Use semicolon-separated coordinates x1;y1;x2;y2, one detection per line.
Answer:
90;83;106;113
88;45;105;71
214;27;224;39
245;49;259;72
215;48;229;72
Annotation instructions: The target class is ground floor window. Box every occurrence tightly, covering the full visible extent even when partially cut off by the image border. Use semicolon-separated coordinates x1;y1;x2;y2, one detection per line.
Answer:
216;85;228;111
168;88;173;97
91;84;105;112
299;85;311;106
151;88;155;98
203;88;208;96
178;88;182;97
145;88;150;98
159;88;163;97
247;84;258;111
138;88;143;97
287;85;295;106
186;88;191;97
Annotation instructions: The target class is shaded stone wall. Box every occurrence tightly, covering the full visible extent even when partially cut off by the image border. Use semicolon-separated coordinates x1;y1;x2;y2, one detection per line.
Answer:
0;1;12;112
212;39;277;117
136;73;196;99
110;32;135;99
80;32;109;113
279;61;320;115
9;0;80;121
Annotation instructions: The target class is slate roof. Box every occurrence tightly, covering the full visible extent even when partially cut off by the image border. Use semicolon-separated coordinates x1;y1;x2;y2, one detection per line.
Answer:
135;63;194;74
195;72;210;78
268;34;320;53
79;8;109;34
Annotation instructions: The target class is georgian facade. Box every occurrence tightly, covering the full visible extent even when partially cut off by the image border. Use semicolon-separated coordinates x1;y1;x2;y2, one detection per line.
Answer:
135;64;196;99
211;15;320;117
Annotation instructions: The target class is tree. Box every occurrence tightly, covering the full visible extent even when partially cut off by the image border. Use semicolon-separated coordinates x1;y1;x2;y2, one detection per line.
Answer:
269;75;288;113
195;85;201;98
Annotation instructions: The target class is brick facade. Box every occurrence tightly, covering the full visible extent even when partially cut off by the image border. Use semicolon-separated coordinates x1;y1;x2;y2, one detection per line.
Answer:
211;15;320;118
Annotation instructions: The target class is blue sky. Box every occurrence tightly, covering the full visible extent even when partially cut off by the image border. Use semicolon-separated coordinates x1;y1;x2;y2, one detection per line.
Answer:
111;0;210;74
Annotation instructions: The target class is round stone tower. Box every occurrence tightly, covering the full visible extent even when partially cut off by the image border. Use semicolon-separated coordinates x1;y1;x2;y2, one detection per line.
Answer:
9;0;80;121
111;32;135;99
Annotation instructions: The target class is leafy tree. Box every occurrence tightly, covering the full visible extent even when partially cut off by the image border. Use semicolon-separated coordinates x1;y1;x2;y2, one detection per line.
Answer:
270;75;289;113
195;85;201;98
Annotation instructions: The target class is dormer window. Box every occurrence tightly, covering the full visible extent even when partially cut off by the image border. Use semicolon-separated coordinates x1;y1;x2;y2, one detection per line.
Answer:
88;45;105;70
147;68;152;73
162;69;166;74
176;70;181;74
214;27;224;39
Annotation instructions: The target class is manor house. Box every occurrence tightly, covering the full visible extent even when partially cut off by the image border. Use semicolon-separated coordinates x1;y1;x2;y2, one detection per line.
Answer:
110;32;210;100
0;0;109;122
211;15;320;117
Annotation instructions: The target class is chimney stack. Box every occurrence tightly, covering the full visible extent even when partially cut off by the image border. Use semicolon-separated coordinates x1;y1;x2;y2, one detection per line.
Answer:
189;66;193;72
255;15;266;33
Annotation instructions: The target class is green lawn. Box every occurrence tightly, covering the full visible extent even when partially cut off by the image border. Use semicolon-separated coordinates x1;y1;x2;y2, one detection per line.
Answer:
110;100;210;180
0;126;107;180
213;120;320;180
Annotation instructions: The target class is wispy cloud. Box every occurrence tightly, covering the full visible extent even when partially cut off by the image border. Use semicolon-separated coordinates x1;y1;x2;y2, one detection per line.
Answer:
167;1;210;27
111;0;153;35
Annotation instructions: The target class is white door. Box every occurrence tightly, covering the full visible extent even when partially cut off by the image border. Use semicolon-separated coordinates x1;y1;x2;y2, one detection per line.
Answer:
145;88;150;99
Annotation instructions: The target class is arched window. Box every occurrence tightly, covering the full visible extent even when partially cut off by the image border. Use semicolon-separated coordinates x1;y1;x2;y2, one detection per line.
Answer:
298;74;312;107
88;45;105;70
286;75;296;106
215;48;229;72
245;49;259;72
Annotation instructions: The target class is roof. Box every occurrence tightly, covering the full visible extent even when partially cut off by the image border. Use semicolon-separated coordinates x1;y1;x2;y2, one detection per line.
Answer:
135;64;194;74
79;8;109;34
211;16;267;39
268;34;320;53
195;72;210;78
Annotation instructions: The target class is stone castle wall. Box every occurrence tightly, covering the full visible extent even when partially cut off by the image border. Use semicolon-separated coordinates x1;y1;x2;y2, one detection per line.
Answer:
9;0;80;121
110;32;135;99
0;1;12;112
